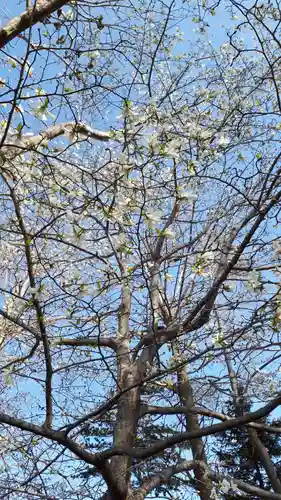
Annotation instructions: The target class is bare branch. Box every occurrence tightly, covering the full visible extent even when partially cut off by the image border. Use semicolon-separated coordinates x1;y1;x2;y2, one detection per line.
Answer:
54;336;117;350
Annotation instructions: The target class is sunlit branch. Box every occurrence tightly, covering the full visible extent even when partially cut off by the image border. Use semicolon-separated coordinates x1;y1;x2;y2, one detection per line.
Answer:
0;0;72;49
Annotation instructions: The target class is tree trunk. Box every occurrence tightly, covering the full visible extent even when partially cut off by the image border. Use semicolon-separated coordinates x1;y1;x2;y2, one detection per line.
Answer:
177;366;212;500
108;283;140;499
109;375;140;499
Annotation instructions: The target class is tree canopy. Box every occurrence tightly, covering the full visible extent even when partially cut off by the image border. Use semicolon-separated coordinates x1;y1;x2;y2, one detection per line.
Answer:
1;0;281;499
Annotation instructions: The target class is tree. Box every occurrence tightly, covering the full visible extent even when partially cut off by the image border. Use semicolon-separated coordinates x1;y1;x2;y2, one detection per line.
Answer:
2;0;281;499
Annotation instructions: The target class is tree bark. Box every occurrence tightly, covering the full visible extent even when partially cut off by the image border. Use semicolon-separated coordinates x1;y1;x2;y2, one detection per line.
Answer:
109;283;140;499
177;366;212;500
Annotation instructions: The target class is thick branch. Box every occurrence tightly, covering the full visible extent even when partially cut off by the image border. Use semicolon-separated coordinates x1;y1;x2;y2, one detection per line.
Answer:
54;336;117;350
176;366;212;500
97;393;281;460
23;122;111;148
131;460;281;500
0;0;71;49
0;411;65;442
11;187;53;428
0;410;111;474
1;379;281;491
129;460;202;499
109;280;139;499
0;487;57;500
141;404;281;433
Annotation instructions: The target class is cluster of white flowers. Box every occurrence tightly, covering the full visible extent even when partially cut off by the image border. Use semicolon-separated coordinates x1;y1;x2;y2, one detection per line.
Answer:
115;194;132;217
163;138;181;159
188;123;211;140
117;153;134;172
220;479;235;493
177;187;198;202
168;353;184;366
164;272;174;280
88;50;100;60
192;251;216;277
246;270;262;293
65;210;81;223
210;479;237;499
212;330;227;347
29;286;43;300
162;227;176;240
111;233;126;249
216;134;230;147
147;134;159;155
145;210;162;229
66;227;87;246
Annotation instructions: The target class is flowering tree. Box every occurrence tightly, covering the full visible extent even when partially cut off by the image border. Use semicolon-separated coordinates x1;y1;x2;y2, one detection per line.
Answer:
2;0;281;499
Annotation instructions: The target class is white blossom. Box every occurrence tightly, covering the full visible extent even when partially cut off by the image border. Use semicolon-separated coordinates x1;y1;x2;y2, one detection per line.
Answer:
77;284;89;297
62;9;74;20
112;233;126;249
198;128;211;139
203;251;215;262
199;88;209;96
118;153;127;164
164;139;181;158
253;369;271;383
33;108;54;121
165;272;174;281
163;227;176;240
220;43;230;51
217;134;230;146
116;195;131;210
210;487;219;499
89;50;100;59
66;210;76;222
220;479;231;493
145;210;162;229
246;270;262;293
273;239;281;258
148;134;159;154
178;188;198;202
